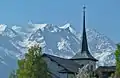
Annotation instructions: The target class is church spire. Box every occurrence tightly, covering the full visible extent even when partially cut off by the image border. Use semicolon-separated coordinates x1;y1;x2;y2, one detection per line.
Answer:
81;6;89;52
72;6;98;61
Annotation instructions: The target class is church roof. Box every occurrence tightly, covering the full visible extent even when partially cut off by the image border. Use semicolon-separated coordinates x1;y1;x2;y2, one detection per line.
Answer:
72;51;98;61
42;53;82;73
95;66;116;72
72;6;98;61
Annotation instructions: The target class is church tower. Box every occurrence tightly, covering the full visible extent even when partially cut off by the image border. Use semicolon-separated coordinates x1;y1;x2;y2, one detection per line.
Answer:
72;6;98;71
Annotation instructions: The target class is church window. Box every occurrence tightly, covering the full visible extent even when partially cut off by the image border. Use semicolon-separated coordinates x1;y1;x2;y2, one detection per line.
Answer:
81;64;84;67
91;65;93;71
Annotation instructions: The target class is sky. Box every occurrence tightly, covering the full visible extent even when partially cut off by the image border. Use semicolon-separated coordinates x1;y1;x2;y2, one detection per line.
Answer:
0;0;120;43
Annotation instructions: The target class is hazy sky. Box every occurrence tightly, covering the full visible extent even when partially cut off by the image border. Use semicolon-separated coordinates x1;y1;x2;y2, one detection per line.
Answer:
0;0;120;43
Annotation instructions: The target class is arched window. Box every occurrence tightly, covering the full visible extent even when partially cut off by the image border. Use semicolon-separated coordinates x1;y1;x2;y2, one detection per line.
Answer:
91;65;93;71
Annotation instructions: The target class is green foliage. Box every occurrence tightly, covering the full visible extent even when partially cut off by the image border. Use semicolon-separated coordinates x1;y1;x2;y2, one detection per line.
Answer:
110;73;114;78
9;70;17;78
15;45;51;78
115;44;120;77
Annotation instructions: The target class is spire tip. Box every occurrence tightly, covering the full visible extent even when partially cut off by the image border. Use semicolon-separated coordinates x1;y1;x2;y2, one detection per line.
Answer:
83;5;86;11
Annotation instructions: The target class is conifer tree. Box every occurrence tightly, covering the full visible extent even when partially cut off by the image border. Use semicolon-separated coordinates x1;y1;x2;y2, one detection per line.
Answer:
115;44;120;77
16;45;51;78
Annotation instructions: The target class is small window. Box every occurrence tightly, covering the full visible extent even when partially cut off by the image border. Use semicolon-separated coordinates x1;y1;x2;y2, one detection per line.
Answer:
81;64;84;67
91;65;93;71
87;66;89;71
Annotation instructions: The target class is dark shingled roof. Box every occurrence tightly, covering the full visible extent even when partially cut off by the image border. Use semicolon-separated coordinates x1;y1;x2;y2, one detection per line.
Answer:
71;51;98;61
42;54;82;73
96;66;116;72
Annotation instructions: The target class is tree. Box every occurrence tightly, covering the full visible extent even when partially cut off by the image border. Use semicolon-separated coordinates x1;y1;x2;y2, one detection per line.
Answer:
9;70;17;78
16;45;51;78
115;44;120;78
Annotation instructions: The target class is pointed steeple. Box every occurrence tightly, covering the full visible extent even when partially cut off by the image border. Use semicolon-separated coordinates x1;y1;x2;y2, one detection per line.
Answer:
81;6;89;53
72;6;98;61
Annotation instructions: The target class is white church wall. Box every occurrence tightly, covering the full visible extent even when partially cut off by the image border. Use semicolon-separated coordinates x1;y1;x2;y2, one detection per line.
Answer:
73;60;96;71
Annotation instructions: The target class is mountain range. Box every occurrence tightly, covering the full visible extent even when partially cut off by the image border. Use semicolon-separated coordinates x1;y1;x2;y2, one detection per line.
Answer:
0;23;116;77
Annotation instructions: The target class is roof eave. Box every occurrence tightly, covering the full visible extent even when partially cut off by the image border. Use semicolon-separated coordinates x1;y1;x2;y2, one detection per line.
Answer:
70;58;98;61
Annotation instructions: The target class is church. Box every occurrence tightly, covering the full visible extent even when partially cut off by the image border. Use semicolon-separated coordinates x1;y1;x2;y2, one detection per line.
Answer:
42;6;115;78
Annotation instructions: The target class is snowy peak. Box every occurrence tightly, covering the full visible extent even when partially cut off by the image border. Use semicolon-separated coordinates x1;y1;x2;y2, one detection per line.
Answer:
27;23;76;35
30;23;47;31
0;25;19;38
59;23;71;29
29;23;59;33
59;23;76;34
12;25;22;33
0;24;7;34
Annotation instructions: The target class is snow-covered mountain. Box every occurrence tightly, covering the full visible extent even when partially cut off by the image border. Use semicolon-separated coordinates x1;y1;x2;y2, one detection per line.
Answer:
0;24;22;78
0;23;116;77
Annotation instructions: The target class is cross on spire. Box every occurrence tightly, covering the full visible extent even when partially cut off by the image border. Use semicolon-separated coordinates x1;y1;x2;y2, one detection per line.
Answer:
83;5;86;11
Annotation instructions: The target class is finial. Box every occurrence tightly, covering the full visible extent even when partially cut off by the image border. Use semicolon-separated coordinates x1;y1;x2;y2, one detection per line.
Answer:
83;5;86;12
